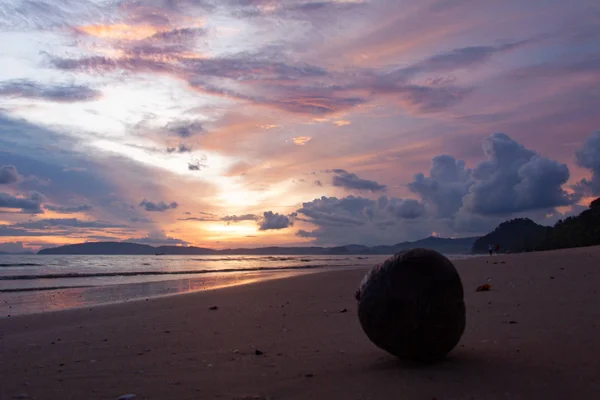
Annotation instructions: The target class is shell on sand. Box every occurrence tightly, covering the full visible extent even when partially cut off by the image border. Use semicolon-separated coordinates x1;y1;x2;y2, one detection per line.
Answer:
356;248;466;363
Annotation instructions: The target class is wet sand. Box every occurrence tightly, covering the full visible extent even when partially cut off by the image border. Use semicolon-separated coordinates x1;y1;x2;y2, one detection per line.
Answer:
1;247;600;399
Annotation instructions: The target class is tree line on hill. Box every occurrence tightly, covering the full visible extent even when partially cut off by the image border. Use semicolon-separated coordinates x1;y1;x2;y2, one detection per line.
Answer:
472;197;600;253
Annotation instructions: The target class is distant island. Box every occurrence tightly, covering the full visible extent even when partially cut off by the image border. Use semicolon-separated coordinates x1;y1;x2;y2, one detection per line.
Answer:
473;197;600;254
38;236;478;256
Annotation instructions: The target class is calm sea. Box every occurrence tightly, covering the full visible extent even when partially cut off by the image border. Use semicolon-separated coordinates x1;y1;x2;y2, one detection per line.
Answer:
0;253;475;316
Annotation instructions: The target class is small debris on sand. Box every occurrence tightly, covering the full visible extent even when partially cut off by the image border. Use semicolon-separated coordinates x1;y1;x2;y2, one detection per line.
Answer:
339;308;348;313
476;283;492;292
255;349;264;356
209;306;218;311
305;373;314;378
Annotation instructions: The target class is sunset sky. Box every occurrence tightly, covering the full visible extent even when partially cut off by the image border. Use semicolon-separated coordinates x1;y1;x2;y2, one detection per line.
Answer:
1;0;600;252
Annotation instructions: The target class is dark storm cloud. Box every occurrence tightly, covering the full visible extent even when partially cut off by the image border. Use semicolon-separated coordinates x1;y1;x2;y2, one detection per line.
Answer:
258;211;296;230
0;165;20;184
408;155;473;218
44;204;93;213
462;133;574;215
575;131;600;195
330;169;387;192
222;214;258;223
139;199;179;212
0;80;101;102
0;191;44;213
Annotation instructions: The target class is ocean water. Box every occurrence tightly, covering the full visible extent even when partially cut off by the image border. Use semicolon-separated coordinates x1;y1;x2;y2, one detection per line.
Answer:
0;254;388;316
0;253;477;316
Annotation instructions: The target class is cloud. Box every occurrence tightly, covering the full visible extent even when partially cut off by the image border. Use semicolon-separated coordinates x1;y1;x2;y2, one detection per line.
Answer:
14;218;126;229
292;136;312;145
44;204;92;213
178;217;216;222
0;80;101;102
331;169;387;192
408;155;473;218
164;120;204;138
383;198;426;219
139;199;179;212
166;143;193;153
258;211;296;230
222;214;258;224
130;216;153;223
0;191;44;213
0;165;20;184
395;84;473;113
575;131;600;195
462;133;574;215
125;231;189;246
295;195;429;245
0;225;57;237
0;0;114;30
402;42;527;76
333;120;351;127
188;160;206;171
0;241;31;253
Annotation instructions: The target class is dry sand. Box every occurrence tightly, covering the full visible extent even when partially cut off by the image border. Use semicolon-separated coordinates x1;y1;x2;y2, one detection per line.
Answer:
1;246;600;400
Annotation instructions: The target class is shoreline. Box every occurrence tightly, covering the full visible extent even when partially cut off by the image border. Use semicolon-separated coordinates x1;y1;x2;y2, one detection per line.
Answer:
2;246;599;399
0;268;339;318
0;254;482;318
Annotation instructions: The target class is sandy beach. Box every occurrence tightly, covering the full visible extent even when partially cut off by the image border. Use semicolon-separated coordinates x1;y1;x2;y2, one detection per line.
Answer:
1;247;600;400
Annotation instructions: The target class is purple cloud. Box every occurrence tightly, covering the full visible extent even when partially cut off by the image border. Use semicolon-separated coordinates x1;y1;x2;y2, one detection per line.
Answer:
0;80;101;102
139;199;179;212
0;165;20;184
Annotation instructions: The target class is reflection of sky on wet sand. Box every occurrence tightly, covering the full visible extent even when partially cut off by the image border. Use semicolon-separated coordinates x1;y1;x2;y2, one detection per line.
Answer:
0;269;328;317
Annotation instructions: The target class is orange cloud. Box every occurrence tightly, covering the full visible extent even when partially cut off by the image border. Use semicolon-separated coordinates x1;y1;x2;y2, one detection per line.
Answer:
78;24;162;40
333;120;351;127
292;136;312;146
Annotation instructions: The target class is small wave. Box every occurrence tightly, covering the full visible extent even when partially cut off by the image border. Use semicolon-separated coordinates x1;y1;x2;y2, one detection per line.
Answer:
0;285;93;293
0;263;42;267
0;263;357;281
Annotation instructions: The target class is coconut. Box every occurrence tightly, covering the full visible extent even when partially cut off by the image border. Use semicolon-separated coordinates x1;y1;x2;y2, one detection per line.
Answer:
355;248;466;363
